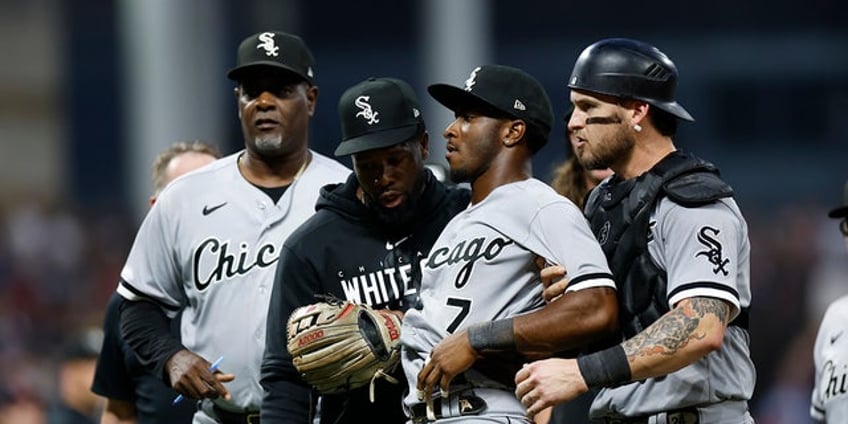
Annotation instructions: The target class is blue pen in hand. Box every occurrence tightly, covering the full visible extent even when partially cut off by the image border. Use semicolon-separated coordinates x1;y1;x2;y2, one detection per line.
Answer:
172;355;225;405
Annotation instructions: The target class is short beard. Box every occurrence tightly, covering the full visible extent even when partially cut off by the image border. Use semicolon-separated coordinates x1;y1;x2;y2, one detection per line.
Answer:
253;134;284;155
362;171;427;229
580;125;634;170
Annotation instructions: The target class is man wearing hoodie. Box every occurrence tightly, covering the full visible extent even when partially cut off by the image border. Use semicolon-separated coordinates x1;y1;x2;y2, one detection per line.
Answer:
260;77;470;423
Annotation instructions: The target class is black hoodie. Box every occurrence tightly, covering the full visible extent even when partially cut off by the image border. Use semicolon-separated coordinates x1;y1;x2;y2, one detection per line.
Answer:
261;170;470;423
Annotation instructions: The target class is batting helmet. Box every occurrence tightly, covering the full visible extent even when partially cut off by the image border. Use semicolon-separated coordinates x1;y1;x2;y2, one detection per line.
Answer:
568;38;694;122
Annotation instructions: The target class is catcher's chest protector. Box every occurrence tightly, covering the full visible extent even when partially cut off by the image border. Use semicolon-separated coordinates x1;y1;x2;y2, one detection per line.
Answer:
584;151;733;338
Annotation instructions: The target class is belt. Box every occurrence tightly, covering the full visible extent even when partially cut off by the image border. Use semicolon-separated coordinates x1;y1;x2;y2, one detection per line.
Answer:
593;407;699;424
408;392;487;423
212;404;260;424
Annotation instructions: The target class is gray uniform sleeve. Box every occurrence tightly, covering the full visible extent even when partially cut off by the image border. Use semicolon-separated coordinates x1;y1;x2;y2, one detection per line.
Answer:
530;201;615;293
651;198;744;317
117;192;186;316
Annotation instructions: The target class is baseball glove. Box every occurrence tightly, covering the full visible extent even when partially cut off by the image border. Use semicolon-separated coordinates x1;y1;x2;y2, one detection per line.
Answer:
286;299;402;399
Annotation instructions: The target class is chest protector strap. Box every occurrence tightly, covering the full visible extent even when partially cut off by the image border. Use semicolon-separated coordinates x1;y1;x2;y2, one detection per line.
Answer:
585;151;741;338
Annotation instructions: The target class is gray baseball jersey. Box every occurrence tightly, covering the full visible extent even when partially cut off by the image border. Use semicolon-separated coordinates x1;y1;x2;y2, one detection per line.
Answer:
117;151;348;412
811;294;848;422
590;197;756;418
401;178;615;419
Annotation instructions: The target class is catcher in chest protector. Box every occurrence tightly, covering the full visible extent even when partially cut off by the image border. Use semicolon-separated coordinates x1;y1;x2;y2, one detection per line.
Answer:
258;76;470;424
286;299;402;399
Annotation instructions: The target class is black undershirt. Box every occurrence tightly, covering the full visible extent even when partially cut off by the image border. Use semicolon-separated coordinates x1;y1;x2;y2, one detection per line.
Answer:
256;184;289;203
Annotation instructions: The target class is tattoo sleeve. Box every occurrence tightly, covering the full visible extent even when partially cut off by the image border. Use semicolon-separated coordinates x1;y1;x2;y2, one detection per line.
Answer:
622;297;730;359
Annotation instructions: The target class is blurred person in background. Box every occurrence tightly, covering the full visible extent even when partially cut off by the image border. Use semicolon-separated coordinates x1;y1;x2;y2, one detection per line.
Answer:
47;328;104;424
0;399;46;424
811;179;848;423
91;141;220;424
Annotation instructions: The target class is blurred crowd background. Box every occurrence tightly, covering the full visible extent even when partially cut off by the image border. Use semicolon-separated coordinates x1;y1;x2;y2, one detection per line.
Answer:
1;0;847;422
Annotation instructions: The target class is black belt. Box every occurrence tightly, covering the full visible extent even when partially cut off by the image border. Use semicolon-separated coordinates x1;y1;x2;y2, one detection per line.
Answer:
212;404;260;424
408;393;486;423
593;407;699;424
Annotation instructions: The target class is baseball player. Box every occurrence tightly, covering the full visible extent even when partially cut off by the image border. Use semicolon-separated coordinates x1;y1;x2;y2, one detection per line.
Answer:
260;77;470;423
401;65;617;423
516;38;755;423
116;31;349;423
811;179;848;423
91;141;220;424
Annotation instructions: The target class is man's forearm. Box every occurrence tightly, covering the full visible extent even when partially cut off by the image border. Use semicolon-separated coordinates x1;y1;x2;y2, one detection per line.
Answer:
119;299;184;383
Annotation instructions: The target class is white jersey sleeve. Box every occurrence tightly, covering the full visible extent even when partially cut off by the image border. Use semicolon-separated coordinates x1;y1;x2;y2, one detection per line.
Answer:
811;295;848;422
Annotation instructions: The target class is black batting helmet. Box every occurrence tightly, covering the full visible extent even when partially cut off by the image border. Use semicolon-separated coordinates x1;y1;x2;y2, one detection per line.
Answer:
568;38;694;122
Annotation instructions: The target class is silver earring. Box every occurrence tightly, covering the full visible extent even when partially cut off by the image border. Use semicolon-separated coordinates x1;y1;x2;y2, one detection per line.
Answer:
633;124;642;132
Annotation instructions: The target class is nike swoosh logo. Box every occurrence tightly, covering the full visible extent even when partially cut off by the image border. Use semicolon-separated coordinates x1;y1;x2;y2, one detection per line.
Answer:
202;202;228;216
385;235;410;250
832;331;843;344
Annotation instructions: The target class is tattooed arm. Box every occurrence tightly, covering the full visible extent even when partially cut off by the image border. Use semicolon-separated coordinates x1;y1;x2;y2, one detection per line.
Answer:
623;296;731;381
515;296;733;417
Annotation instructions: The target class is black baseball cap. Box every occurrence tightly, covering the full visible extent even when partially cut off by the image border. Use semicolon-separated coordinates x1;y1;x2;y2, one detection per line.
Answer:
63;328;103;361
428;64;554;140
334;77;425;157
828;180;848;218
227;31;315;84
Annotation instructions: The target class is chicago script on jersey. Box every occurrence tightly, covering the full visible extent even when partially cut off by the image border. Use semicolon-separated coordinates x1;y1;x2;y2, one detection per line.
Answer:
192;237;279;291
821;359;848;402
426;236;514;289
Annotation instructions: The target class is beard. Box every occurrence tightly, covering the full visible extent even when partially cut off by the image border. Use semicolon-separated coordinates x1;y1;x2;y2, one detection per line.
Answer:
579;125;635;170
252;133;284;155
362;171;428;229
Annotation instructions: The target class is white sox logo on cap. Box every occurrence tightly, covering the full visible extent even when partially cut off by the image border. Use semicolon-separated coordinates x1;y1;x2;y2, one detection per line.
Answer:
354;96;380;125
463;67;481;91
257;32;279;57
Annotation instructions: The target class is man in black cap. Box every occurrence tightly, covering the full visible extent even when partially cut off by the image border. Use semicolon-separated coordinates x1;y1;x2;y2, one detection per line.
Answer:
117;31;349;423
811;180;848;423
259;76;469;423
47;328;104;424
402;65;617;423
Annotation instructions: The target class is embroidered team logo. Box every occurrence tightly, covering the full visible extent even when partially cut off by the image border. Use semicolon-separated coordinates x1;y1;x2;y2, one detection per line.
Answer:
354;95;380;125
256;32;279;57
513;99;526;111
597;221;611;246
695;226;730;276
464;67;481;91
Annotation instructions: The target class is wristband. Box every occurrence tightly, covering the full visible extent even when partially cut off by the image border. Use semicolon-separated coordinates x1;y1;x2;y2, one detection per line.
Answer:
576;345;631;389
467;319;515;352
